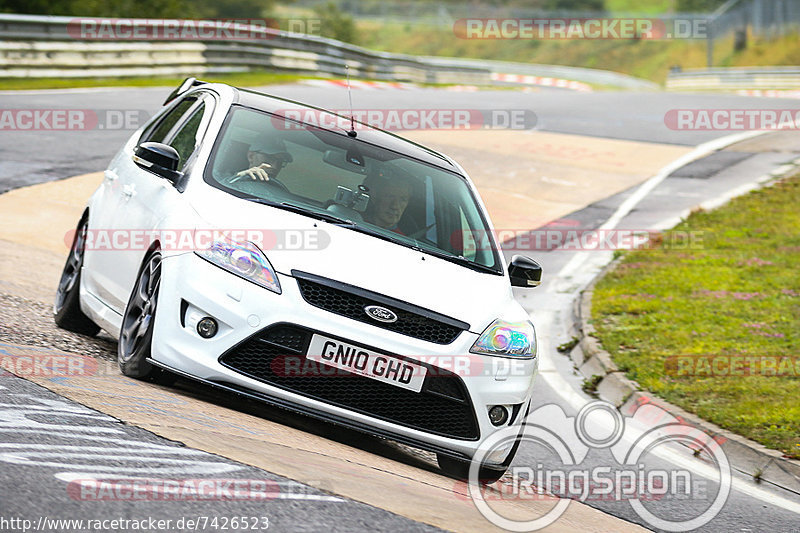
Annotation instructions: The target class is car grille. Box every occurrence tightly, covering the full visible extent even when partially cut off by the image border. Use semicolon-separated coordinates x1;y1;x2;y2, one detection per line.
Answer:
292;271;468;345
219;324;480;440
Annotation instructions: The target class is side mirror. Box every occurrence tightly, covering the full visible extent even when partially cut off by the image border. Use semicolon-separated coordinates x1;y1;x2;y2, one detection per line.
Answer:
133;142;183;184
508;255;542;288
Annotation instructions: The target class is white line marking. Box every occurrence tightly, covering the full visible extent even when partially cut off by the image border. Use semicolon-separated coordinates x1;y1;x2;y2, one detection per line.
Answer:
531;128;800;514
556;130;765;282
0;453;239;474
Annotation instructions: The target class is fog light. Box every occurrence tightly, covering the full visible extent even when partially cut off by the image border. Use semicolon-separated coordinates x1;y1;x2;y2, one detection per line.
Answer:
197;317;218;338
488;405;509;426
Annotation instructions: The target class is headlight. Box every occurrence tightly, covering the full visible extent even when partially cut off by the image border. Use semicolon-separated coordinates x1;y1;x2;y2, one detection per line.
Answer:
470;319;536;358
196;237;281;294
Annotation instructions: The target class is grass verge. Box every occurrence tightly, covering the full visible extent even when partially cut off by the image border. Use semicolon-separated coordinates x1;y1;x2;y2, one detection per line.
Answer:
357;21;800;85
0;71;310;91
591;174;800;459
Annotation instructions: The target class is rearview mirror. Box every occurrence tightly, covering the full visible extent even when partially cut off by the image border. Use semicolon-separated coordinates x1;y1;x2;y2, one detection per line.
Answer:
322;149;367;175
508;255;542;288
133;142;183;184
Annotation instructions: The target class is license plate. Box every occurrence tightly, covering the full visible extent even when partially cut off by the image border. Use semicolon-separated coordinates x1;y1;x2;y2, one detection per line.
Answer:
306;334;427;393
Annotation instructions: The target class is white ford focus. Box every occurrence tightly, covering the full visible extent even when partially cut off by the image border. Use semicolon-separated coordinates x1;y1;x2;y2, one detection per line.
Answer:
54;79;542;481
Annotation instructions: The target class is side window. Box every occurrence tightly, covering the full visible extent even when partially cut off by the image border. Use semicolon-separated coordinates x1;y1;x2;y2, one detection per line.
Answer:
168;102;206;169
140;98;196;145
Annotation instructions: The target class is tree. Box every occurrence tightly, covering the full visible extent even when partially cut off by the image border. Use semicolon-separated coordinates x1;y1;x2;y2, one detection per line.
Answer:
543;0;605;11
313;2;358;44
676;0;728;12
0;0;274;18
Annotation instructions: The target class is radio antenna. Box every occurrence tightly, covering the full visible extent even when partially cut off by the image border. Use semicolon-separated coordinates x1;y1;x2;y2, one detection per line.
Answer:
346;65;357;137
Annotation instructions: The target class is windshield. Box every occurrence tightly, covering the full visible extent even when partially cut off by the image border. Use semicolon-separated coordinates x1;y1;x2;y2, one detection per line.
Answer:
205;105;501;272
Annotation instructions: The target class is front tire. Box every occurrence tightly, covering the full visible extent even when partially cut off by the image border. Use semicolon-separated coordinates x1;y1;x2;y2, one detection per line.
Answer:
118;252;162;379
54;216;100;336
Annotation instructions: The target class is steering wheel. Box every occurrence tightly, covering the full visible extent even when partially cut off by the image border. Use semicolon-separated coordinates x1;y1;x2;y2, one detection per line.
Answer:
226;173;290;194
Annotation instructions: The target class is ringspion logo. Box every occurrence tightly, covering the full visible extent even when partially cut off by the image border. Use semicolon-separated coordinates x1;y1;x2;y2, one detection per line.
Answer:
468;401;730;531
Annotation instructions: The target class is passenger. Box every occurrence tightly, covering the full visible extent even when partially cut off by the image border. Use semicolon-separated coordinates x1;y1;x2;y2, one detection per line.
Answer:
363;173;412;233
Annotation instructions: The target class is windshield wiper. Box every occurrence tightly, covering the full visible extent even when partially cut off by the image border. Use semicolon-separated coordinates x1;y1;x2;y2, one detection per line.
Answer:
415;247;502;274
349;225;501;274
243;197;354;226
345;224;403;246
279;202;355;225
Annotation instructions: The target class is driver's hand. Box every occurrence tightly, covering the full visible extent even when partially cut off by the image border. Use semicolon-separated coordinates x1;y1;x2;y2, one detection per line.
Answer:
234;163;273;182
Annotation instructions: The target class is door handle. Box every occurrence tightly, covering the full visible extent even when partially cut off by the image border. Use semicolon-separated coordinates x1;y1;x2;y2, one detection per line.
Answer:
104;170;118;181
122;184;137;198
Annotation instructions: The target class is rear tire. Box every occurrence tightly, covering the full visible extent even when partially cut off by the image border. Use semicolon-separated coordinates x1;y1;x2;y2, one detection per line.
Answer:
118;252;162;379
54;216;100;336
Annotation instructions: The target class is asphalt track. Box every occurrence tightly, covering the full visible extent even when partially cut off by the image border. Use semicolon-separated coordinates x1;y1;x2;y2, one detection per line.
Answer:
3;84;800;192
1;83;799;532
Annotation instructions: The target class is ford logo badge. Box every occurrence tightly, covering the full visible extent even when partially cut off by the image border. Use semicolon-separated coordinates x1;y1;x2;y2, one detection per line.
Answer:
364;305;398;323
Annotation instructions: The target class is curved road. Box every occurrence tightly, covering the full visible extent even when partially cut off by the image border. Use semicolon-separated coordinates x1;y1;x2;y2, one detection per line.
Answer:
1;83;798;532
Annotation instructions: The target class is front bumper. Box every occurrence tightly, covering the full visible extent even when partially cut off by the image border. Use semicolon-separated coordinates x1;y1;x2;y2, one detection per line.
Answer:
151;253;539;463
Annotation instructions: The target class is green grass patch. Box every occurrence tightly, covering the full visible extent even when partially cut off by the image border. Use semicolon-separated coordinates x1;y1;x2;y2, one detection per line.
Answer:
605;0;674;13
0;71;310;91
592;174;800;458
4;27;797;90
357;20;800;84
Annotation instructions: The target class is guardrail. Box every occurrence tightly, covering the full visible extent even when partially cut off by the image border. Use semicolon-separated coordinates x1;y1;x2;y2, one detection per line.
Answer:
666;66;800;91
0;14;485;83
0;13;655;90
425;58;659;90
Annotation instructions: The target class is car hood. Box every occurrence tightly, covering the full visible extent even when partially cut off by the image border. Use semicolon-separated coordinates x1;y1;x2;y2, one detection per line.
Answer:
189;189;524;333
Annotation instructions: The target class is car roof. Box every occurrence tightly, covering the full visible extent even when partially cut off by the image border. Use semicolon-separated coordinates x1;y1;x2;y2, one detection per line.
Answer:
229;86;459;171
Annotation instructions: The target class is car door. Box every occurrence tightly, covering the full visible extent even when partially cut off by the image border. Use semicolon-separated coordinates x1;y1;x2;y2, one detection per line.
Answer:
100;92;215;313
82;100;186;308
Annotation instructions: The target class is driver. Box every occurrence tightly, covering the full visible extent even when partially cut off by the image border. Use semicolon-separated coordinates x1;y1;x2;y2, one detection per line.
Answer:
232;135;293;182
